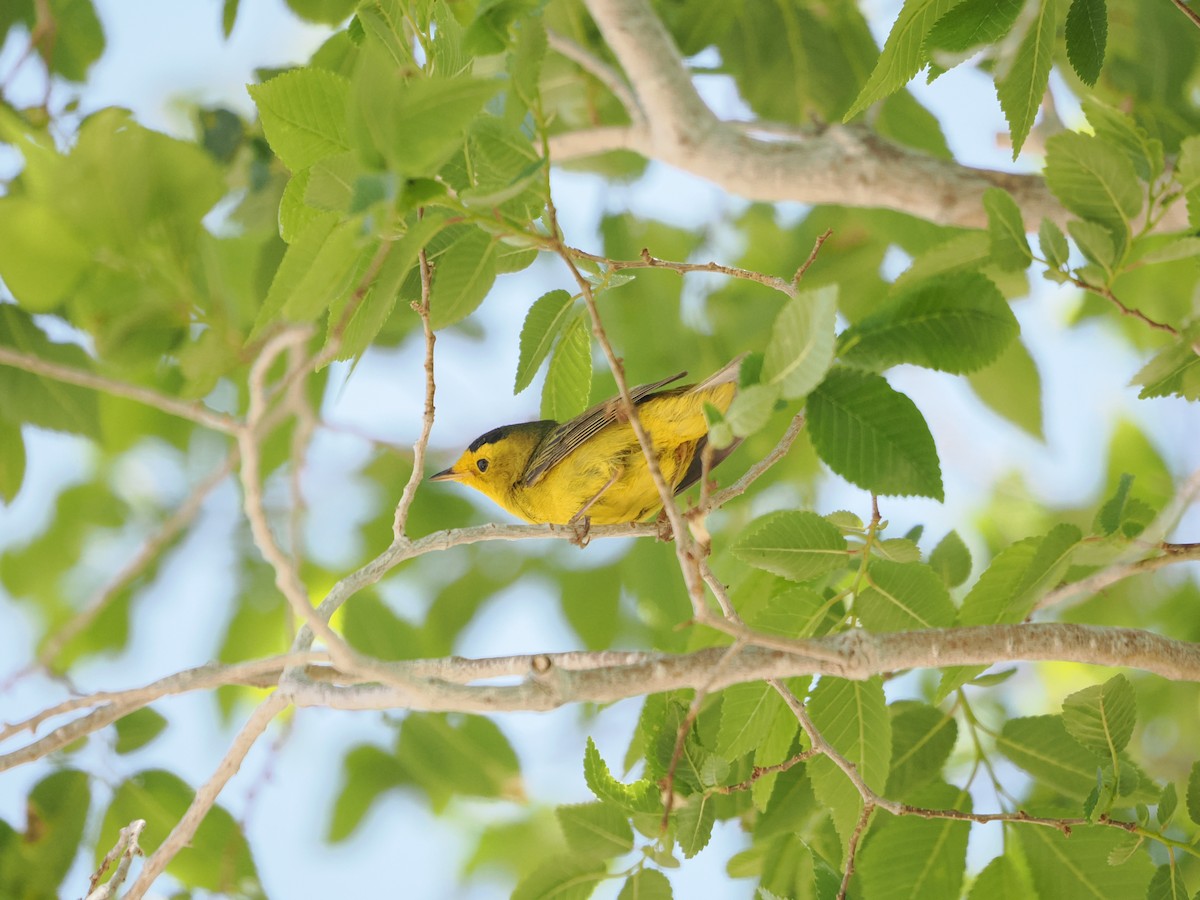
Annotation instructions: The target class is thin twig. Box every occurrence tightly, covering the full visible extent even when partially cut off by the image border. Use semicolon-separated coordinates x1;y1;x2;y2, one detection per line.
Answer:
714;748;819;794
794;228;833;284
0;346;240;434
393;230;437;538
236;327;358;666
1067;275;1179;337
1170;0;1200;29
85;818;145;900
567;245;798;297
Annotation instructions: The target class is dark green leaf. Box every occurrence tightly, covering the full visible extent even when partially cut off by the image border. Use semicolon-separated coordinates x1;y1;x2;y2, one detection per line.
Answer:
887;703;958;798
716;681;785;760
1157;782;1177;827
1132;339;1200;401
1186;760;1200;825
1046;131;1142;241
516;290;576;394
857;559;956;631
676;794;715;858
617;869;673;900
430;228;498;329
1064;0;1107;86
844;0;960;119
995;716;1101;800
837;272;1018;374
732;510;849;582
98;769;258;892
925;0;1023;55
0;418;25;503
583;737;661;814
928;530;971;587
512;855;606;900
1146;865;1189;900
555;802;633;858
113;708;168;754
395;714;522;810
0;307;101;438
1018;824;1153;898
807;368;944;500
995;0;1059;158
12;770;90;897
329;744;410;842
1062;674;1136;758
967;854;1034;900
983;188;1032;271
859;783;969;900
761;284;838;399
1038;218;1070;268
541;315;592;420
248;68;352;170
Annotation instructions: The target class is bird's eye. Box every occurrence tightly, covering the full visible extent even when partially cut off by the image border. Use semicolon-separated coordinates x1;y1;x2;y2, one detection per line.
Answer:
476;458;489;473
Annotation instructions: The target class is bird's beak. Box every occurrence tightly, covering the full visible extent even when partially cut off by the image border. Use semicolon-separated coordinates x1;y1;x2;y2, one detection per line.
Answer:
429;465;462;482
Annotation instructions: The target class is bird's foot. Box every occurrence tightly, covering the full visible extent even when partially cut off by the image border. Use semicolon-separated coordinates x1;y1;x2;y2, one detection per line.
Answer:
567;514;592;548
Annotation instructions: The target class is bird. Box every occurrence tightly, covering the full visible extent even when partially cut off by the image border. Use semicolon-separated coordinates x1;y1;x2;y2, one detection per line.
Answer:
430;357;743;527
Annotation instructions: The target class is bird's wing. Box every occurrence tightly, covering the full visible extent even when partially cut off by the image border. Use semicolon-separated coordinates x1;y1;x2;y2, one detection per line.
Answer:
521;370;687;486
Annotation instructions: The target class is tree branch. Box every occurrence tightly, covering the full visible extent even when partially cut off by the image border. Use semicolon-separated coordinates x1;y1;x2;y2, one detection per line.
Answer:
0;346;240;434
570;0;1186;231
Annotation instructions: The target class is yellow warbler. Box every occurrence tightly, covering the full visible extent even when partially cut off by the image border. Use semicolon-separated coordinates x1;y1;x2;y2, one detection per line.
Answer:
431;357;742;525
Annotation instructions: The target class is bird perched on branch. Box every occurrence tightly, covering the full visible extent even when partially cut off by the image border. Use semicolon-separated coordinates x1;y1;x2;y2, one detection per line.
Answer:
431;357;743;527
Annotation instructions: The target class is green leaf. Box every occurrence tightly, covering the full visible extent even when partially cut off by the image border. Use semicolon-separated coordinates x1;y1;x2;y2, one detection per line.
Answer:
617;869;673;900
1065;0;1107;86
1038;218;1070;268
1082;99;1162;182
222;0;238;36
0;307;101;438
1046;131;1142;241
761;284;838;399
355;70;504;176
1178;136;1200;229
716;682;785;760
285;0;358;24
676;794;715;858
857;559;956;631
968;337;1044;439
807;367;944;501
430;228;498;329
395;714;522;810
98;769;258;892
1095;472;1134;535
1135;235;1200;265
1131;339;1200;402
516;290;576;394
837;272;1018;375
1017;824;1153;899
858;783;970;900
1147;865;1190;900
844;0;959;120
748;585;842;641
887;704;958;799
341;591;422;660
555;802;634;858
996;715;1101;800
583;737;661;814
0;418;25;503
282;220;366;322
254;212;338;335
541;315;592;421
983;188;1032;271
893;232;991;291
1186;760;1200;825
925;0;1023;56
512;855;607;900
809;677;891;844
0;197;90;311
329;744;410;842
731;510;849;582
11;770;90;897
1157;782;1177;827
723;383;780;438
967;854;1034;900
113;708;169;754
248;67;351;170
928;530;971;587
1068;219;1117;271
1062;674;1136;758
995;0;1059;158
